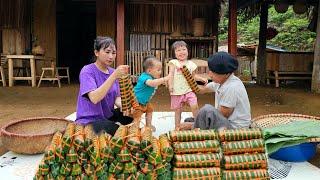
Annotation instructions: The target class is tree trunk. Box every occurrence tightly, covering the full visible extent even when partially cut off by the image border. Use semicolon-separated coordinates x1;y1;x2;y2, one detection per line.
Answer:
257;2;268;85
311;3;320;93
228;0;237;57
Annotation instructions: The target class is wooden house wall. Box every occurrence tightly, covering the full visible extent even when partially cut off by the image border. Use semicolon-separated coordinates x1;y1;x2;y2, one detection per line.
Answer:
0;29;2;53
126;3;218;35
0;0;31;55
126;2;219;55
33;0;56;63
266;52;314;72
96;0;116;38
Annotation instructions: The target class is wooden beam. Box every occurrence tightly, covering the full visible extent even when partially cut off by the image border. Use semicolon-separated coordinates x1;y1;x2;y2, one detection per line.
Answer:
312;3;320;93
116;0;125;66
257;2;268;84
228;0;237;57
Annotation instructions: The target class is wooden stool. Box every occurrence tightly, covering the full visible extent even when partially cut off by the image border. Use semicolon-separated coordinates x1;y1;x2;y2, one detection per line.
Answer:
37;67;61;88
56;67;70;84
0;56;7;86
0;65;5;87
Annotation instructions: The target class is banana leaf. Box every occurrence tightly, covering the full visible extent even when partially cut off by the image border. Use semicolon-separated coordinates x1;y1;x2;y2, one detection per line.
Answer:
174;153;222;168
140;127;153;154
139;161;154;174
50;163;60;178
219;128;263;141
38;159;49;176
222;139;265;155
173;140;221;154
159;134;173;163
66;146;77;163
173;167;221;180
224;153;268;170
74;125;85;151
71;164;82;176
223;169;270;179
83;163;95;176
169;129;218;142
59;163;72;176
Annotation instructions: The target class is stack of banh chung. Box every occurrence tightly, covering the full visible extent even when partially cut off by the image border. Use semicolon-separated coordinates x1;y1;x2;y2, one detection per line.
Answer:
34;123;113;179
219;128;270;180
34;123;173;179
169;129;222;180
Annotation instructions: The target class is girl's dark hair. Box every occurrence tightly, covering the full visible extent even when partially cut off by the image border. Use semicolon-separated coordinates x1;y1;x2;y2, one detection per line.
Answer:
171;40;188;51
92;36;116;62
94;36;116;51
143;55;159;71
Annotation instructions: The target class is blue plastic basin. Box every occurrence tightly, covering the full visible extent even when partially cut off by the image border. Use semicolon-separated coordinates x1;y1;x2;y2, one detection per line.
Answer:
269;142;318;162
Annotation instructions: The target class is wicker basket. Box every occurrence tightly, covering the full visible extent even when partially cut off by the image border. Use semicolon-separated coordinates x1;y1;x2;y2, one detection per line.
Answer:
0;117;70;154
251;113;320;142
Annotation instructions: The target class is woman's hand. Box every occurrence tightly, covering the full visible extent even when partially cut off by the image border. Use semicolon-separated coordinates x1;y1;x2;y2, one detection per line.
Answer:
114;65;129;78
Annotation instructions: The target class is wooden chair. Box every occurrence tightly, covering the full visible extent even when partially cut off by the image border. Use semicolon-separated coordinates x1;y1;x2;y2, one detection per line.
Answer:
37;56;70;87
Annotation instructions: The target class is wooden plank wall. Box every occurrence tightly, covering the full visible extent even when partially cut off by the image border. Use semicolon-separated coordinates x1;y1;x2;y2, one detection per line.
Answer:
266;52;314;72
126;3;216;35
33;0;56;63
1;0;31;55
0;29;2;53
96;0;116;38
129;33;169;51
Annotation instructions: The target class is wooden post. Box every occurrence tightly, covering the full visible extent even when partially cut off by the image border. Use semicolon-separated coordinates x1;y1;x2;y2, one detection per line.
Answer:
116;0;125;66
312;3;320;93
257;2;268;84
228;0;237;57
30;57;36;87
8;58;13;87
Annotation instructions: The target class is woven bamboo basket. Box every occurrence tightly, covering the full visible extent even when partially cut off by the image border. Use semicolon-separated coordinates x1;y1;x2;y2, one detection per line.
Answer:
0;117;70;154
251;113;320;142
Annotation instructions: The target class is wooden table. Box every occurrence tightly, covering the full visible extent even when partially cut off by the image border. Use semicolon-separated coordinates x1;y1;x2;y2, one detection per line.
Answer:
6;55;48;87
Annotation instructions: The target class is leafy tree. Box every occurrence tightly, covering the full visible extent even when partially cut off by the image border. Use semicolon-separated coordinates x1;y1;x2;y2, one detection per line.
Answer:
218;6;316;52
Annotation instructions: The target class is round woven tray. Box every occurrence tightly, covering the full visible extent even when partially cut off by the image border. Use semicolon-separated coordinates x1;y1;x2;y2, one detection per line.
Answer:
0;117;70;154
252;113;320;142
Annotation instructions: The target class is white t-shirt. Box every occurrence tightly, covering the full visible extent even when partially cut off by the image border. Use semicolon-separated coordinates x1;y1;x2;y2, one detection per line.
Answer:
206;74;251;128
169;59;197;95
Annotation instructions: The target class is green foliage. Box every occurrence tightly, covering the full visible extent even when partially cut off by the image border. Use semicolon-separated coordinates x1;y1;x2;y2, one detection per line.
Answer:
218;6;316;52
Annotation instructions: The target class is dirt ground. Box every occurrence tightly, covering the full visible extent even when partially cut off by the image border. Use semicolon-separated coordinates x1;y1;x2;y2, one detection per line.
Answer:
0;82;320;166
